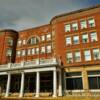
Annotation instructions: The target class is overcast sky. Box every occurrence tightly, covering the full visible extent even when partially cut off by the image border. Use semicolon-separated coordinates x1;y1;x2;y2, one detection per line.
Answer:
0;0;100;31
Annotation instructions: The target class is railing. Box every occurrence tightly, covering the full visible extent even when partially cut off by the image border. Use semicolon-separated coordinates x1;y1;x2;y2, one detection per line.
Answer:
0;58;60;69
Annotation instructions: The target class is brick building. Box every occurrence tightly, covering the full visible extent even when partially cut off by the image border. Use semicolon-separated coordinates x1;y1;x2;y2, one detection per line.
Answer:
0;5;100;97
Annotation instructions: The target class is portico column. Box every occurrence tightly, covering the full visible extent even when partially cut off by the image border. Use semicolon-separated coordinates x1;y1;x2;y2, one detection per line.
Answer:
35;71;40;97
58;70;62;96
53;70;57;97
19;72;25;97
5;73;11;97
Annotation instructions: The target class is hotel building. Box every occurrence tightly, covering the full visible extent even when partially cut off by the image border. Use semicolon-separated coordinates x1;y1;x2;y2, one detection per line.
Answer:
0;5;100;97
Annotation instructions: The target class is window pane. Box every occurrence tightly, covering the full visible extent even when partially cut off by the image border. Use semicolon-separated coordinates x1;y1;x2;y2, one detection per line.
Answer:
90;32;97;42
80;20;87;29
88;18;95;27
41;46;45;54
74;51;81;62
66;37;71;45
88;77;98;89
65;24;71;32
66;52;73;63
46;34;51;41
84;50;91;61
32;48;35;55
47;45;51;53
7;38;13;46
66;78;83;90
73;36;79;44
93;48;100;60
72;22;78;31
82;34;89;43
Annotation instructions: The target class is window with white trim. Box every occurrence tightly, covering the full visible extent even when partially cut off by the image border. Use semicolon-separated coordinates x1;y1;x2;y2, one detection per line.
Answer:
74;51;81;62
80;20;87;29
93;48;100;60
66;37;71;45
17;40;22;46
32;48;35;55
22;50;26;56
73;36;79;44
84;50;91;61
27;49;31;55
41;46;45;54
16;51;21;57
66;52;73;63
72;22;78;31
7;38;13;46
46;34;51;41
35;48;39;54
90;32;97;42
46;45;51;53
41;35;45;41
82;33;89;43
88;18;95;27
6;48;12;56
65;24;71;32
23;40;26;45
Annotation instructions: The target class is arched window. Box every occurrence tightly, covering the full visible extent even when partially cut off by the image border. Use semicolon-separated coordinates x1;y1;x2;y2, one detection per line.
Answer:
27;36;39;45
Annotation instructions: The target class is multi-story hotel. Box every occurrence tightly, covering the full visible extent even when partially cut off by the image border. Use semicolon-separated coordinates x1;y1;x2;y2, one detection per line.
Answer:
0;5;100;98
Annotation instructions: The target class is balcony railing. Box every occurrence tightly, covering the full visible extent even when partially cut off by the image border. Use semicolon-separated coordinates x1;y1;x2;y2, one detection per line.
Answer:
0;58;60;70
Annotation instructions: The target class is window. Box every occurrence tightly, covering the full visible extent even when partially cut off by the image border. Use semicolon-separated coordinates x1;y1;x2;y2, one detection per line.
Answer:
6;48;12;56
22;50;26;56
41;46;45;54
66;52;73;63
17;40;22;46
74;51;81;62
80;20;87;29
41;35;45;41
35;48;39;54
32;48;35;55
84;50;91;61
82;34;89;43
27;49;31;55
65;24;71;32
73;36;79;44
46;34;51;41
66;72;83;90
27;37;39;45
88;71;100;89
7;38;13;46
93;48;100;60
66;37;71;45
16;51;21;57
90;32;97;42
46;45;51;53
23;40;26;45
72;22;78;31
88;18;95;27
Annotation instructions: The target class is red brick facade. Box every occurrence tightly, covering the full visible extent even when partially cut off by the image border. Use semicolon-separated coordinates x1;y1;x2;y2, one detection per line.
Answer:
0;5;100;68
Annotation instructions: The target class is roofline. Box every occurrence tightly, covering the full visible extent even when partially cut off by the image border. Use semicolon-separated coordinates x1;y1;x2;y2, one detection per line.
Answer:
50;4;100;24
19;24;50;32
0;29;18;33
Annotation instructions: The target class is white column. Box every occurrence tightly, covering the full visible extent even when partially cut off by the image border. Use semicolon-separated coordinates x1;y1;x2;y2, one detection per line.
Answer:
58;70;62;96
35;71;40;97
5;73;11;97
19;72;25;97
53;70;57;97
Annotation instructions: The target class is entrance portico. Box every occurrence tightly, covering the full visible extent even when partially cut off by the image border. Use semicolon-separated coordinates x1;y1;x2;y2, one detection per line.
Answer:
0;58;62;97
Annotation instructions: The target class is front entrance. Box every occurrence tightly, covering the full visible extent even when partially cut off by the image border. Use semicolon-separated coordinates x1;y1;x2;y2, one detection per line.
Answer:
0;75;7;93
10;74;21;93
24;73;36;93
40;71;53;93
